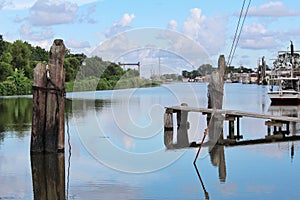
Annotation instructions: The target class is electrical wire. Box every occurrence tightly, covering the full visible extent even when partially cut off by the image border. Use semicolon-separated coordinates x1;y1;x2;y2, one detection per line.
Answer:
227;0;252;67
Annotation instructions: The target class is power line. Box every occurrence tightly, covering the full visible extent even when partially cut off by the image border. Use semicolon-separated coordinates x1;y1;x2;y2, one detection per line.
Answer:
227;0;246;66
227;0;251;67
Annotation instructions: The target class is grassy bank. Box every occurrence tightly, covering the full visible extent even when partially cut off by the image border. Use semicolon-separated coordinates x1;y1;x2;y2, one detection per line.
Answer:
0;78;161;96
66;77;162;92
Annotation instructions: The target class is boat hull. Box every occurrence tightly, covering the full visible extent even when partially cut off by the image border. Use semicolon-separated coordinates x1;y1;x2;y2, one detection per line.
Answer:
268;91;300;105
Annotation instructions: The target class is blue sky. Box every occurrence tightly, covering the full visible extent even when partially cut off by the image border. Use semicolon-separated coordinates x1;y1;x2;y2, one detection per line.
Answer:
1;0;300;70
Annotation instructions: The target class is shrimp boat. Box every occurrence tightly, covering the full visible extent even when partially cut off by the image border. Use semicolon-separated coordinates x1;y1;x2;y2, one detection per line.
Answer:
268;41;300;105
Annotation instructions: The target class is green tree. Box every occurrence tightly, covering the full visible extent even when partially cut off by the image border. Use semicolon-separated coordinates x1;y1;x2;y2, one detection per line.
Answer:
64;57;81;82
0;51;13;64
198;64;213;76
6;68;31;95
124;68;139;78
0;35;6;56
30;45;48;62
10;40;32;78
182;70;189;78
0;62;13;81
101;63;124;80
77;56;106;79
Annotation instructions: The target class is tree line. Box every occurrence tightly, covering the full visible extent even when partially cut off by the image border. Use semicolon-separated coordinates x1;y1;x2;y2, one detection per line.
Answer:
0;35;158;96
182;64;255;79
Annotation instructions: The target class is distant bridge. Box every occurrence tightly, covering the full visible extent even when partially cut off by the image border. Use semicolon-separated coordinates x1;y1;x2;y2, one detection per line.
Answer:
118;62;141;77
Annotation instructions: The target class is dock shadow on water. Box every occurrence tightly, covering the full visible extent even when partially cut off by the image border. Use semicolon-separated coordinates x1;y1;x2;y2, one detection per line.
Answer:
164;103;300;198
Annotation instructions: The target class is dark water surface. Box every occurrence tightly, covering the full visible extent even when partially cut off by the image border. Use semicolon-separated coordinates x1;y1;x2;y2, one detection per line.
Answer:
0;83;299;199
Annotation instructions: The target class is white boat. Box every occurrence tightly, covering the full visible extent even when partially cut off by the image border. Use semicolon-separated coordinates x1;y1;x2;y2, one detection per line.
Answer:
268;41;300;105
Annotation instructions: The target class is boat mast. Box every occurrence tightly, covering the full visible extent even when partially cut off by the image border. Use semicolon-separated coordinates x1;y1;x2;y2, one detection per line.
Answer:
291;41;294;78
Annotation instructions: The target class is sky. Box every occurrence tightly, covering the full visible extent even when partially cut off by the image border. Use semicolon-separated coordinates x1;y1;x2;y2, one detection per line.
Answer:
1;0;300;72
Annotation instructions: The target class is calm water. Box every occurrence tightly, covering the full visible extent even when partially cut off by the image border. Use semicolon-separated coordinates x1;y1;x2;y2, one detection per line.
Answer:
0;82;299;199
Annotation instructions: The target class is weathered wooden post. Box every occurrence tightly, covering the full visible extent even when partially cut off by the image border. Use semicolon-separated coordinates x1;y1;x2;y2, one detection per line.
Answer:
207;55;226;110
207;55;226;143
31;39;66;153
176;103;189;147
164;108;174;149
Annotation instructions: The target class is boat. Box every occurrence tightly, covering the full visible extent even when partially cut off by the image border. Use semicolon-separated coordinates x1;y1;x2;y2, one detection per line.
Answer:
268;41;300;105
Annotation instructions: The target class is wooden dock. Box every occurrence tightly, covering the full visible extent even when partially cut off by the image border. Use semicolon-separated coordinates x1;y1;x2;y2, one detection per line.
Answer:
167;105;300;123
164;105;300;146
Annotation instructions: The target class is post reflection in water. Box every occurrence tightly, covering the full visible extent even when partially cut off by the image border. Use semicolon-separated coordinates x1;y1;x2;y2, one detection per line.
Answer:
207;113;226;183
30;153;65;200
193;163;210;200
208;145;226;183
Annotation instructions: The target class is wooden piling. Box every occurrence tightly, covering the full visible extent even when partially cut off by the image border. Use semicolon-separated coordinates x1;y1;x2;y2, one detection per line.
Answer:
207;55;226;110
164;108;174;148
31;39;66;153
207;55;227;143
176;103;189;129
164;108;174;131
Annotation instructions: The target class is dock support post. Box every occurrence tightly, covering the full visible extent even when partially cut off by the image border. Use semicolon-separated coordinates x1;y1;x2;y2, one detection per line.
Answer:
164;108;173;131
31;39;66;153
292;122;296;135
286;122;290;135
176;103;189;129
236;117;243;139
226;115;235;139
175;103;189;147
164;108;174;148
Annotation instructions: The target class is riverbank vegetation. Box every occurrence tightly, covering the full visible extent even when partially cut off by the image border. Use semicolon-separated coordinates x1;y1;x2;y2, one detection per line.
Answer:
0;35;161;96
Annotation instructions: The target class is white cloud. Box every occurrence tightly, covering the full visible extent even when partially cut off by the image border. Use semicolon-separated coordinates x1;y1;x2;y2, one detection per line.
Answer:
119;13;135;27
248;1;300;17
30;40;52;50
182;8;227;55
78;4;97;24
1;0;97;10
19;24;54;41
66;39;91;49
0;0;11;9
93;28;211;72
167;20;178;30
243;22;267;35
183;8;205;40
104;13;135;38
28;0;78;26
239;22;279;50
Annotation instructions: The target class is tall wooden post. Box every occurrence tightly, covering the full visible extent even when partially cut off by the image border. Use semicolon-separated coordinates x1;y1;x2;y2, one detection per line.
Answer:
31;39;66;153
207;55;226;110
207;55;226;143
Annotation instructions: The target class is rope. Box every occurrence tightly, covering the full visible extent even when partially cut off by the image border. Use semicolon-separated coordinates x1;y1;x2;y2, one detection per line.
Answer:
227;0;252;67
193;163;209;199
66;110;71;200
193;111;215;164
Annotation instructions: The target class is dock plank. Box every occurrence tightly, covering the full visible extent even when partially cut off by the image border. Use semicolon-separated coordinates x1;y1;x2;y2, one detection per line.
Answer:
167;106;300;123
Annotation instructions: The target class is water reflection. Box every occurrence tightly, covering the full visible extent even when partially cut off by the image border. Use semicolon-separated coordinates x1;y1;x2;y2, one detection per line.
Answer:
66;98;108;116
164;104;300;190
0;97;107;145
193;163;210;200
0;97;32;134
209;145;226;182
207;113;226;183
31;153;65;200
